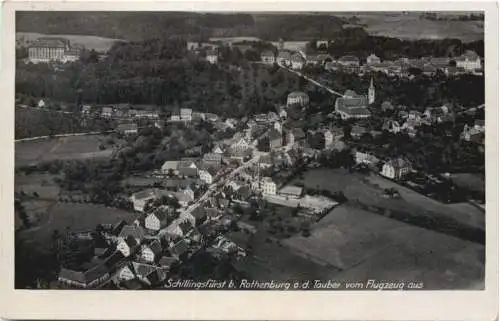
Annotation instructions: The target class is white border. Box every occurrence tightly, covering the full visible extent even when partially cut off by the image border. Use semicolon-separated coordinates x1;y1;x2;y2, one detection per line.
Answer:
1;1;498;320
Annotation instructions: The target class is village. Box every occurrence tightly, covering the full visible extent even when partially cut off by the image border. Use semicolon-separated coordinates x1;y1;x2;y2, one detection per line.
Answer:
15;25;485;290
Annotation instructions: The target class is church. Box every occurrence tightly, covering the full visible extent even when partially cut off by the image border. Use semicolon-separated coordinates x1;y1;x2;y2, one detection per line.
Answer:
334;78;375;120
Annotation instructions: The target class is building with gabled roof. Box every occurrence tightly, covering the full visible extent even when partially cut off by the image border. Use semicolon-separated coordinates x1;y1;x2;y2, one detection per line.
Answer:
261;50;276;64
58;264;109;289
455;50;481;72
116;235;140;257
118;225;146;244
381;158;412;180
139;239;163;263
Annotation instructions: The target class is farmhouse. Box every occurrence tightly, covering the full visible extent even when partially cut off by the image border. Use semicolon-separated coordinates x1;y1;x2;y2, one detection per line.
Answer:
290;52;306;70
58;264;110;289
116;236;139;257
198;166;218;185
145;211;170;231
203;153;222;166
139;240;163;263
355;151;380;166
381;158;412;180
101;106;114;118
276;50;292;66
118;225;146;244
161;161;180;175
261;50;275;64
130;188;165;212
206;50;218;64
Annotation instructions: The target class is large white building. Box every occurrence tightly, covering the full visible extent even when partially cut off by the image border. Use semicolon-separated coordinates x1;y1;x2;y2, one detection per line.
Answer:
252;177;277;196
286;91;309;107
455;50;482;72
381;158;412;180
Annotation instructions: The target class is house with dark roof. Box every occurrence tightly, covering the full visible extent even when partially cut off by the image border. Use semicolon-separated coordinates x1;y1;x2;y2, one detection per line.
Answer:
381;158;412;180
268;129;283;150
58;264;110;289
116;235;140;257
130;188;164;212
261;50;275;64
158;255;179;270
291;52;306;70
118;225;145;244
286;128;306;146
276;50;292;66
132;261;162;286
338;55;360;67
192;206;208;226
169;239;190;260
139;239;163;263
335;90;371;120
145;211;170;231
366;53;381;65
179;220;194;236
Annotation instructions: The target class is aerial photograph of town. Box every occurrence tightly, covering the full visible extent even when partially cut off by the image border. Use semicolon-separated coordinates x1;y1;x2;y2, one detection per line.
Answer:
14;11;485;290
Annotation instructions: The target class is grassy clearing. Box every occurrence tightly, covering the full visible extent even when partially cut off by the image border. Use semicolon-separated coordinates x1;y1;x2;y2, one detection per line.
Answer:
19;203;137;250
342;12;484;42
295;168;484;232
284;205;484;289
15;135;117;166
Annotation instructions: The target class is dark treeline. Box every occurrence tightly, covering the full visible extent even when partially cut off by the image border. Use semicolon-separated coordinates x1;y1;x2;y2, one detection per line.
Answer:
16;12;343;42
16;39;305;118
320;28;484;60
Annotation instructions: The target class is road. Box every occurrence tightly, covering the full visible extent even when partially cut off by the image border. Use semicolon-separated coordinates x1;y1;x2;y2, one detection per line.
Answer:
277;63;344;97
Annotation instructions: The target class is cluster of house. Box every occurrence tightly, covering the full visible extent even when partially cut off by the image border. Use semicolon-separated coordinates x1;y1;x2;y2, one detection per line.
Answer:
354;150;413;180
27;37;82;64
57;196;246;289
261;49;483;77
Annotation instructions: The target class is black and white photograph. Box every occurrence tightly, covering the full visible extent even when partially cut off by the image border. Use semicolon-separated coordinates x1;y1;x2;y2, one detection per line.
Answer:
11;8;492;293
2;1;498;319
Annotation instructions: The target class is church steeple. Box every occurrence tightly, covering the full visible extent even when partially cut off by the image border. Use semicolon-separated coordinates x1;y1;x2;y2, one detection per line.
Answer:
368;77;375;105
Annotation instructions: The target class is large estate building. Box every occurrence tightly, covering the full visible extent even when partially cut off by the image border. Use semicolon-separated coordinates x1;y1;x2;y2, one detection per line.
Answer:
28;37;81;64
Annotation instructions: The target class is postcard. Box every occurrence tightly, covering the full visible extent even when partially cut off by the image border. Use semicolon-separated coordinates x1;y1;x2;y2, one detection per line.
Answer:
0;1;498;320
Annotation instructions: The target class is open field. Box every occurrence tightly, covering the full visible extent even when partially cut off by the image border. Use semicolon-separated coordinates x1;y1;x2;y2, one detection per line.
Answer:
15;135;117;167
294;168;485;233
283;205;484;289
228;230;340;281
335;12;483;42
15;172;62;200
19;203;137;250
17;32;124;52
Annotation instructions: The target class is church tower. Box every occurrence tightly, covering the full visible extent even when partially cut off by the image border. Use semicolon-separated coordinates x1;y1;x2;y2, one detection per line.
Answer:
368;77;375;105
